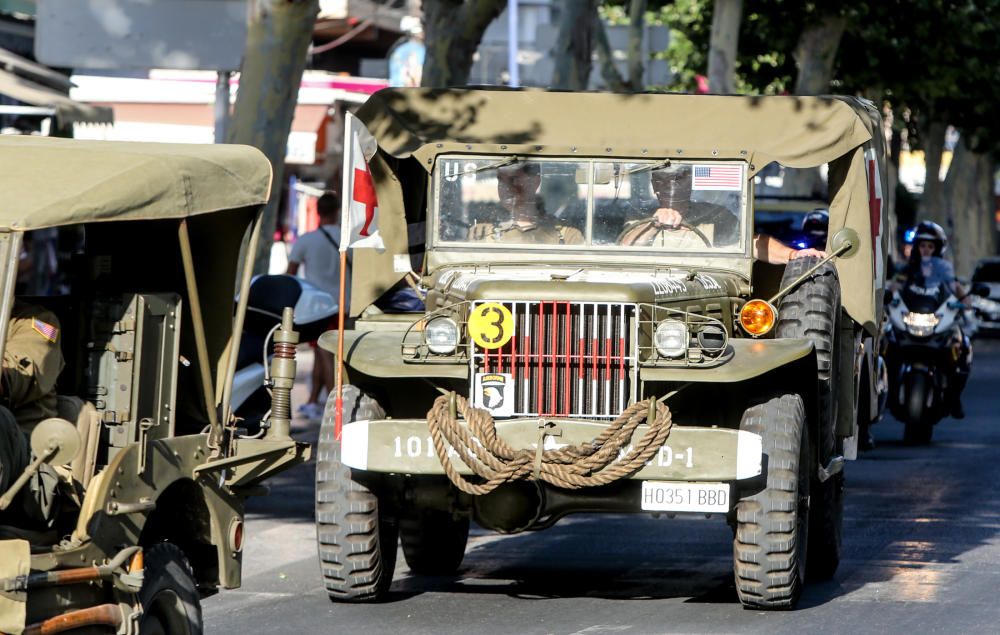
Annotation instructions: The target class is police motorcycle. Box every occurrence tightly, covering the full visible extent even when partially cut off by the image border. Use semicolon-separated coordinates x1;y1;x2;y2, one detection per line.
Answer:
232;274;337;433
884;278;987;444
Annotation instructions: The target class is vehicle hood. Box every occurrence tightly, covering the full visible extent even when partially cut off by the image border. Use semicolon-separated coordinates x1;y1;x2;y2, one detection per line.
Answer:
427;267;745;307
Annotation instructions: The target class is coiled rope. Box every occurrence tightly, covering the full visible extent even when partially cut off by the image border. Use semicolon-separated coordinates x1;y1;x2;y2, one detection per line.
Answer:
426;393;673;495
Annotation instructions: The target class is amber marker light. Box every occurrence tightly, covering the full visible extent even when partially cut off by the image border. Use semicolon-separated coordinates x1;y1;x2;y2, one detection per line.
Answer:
128;549;144;574
739;299;777;337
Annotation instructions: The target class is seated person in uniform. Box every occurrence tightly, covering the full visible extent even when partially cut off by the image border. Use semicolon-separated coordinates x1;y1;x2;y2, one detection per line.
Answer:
620;165;825;264
468;163;585;245
0;300;65;528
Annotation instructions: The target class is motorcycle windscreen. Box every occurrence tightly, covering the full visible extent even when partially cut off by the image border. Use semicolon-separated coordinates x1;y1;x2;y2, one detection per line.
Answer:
902;283;949;313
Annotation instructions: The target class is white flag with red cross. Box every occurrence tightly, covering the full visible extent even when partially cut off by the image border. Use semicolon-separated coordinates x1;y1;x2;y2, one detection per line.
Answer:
340;112;384;252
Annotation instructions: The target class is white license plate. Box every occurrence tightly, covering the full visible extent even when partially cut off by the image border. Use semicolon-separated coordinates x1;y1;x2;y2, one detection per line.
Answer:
640;481;730;513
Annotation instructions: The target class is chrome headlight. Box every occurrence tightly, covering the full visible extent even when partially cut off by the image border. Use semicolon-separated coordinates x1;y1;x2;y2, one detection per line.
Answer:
903;312;939;337
654;320;688;358
424;317;459;354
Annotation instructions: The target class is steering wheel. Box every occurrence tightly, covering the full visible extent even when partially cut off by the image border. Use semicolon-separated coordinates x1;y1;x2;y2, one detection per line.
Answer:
617;217;713;248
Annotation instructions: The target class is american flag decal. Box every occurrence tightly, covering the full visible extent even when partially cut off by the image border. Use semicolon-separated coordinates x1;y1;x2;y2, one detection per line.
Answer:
691;164;743;191
32;318;58;343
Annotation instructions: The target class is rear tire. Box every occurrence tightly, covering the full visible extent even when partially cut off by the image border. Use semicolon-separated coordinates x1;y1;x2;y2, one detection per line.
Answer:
734;394;810;610
315;385;398;602
902;373;934;445
399;509;469;575
138;543;202;635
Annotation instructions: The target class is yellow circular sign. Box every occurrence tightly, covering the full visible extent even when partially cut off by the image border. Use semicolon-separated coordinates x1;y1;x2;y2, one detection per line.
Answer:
468;303;514;349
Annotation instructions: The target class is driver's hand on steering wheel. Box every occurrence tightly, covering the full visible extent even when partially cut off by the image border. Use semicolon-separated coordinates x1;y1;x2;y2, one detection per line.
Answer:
790;247;827;260
653;207;683;228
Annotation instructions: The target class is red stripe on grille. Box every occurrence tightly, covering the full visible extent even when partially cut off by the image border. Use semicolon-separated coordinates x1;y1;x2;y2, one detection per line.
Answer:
563;302;571;415
536;302;546;415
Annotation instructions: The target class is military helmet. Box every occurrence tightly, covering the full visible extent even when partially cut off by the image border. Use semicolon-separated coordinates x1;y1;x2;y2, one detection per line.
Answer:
912;220;947;256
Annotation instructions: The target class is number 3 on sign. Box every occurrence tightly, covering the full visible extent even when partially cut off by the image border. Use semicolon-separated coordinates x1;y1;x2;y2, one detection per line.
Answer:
468;303;514;349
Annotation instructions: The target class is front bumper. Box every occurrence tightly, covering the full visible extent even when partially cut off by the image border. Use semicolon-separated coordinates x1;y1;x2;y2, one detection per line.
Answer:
341;418;762;483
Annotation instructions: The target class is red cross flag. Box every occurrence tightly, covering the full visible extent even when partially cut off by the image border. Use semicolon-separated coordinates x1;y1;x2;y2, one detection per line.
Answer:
340;112;385;252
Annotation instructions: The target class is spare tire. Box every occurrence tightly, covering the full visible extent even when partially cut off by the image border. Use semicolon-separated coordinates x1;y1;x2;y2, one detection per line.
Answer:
775;256;843;581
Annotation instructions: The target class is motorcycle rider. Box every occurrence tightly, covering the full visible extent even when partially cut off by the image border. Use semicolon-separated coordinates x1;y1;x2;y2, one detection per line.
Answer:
897;221;971;418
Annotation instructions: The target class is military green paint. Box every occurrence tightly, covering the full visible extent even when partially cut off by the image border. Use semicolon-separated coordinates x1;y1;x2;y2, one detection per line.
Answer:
641;338;815;383
347;419;758;482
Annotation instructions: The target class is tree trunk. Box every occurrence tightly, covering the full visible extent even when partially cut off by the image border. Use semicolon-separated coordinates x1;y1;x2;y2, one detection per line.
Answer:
943;138;996;277
228;0;320;274
884;104;899;253
917;121;947;225
551;0;599;90
626;0;648;88
707;0;742;94
792;13;846;95
421;0;507;88
594;14;626;91
780;13;846;197
594;0;646;91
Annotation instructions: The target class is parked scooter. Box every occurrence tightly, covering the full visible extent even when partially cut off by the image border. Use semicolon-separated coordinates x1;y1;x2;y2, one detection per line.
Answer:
233;275;337;433
884;281;987;443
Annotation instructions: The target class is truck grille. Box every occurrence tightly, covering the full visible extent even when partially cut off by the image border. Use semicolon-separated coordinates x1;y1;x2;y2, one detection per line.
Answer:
471;301;637;418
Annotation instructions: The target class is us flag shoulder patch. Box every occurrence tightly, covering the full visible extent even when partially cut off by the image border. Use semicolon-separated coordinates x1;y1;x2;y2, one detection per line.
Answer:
32;318;59;343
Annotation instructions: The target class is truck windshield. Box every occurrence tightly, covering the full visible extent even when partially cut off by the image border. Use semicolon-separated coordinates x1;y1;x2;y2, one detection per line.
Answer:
433;157;747;254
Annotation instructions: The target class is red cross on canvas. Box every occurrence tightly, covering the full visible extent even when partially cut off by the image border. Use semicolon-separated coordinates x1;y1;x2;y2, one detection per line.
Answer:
353;164;378;237
867;158;882;239
867;157;882;278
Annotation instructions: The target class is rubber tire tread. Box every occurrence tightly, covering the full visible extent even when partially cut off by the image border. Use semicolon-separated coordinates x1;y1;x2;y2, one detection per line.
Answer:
138;542;203;635
399;509;470;575
775;256;843;580
775;255;840;460
903;372;934;445
315;385;398;602
734;394;809;610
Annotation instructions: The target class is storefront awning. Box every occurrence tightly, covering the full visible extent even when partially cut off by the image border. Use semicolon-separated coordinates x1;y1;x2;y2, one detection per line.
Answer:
76;102;329;164
0;47;113;126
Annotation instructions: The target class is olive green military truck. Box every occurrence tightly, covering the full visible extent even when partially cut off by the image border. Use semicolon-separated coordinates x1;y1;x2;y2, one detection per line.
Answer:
0;136;309;634
316;89;888;610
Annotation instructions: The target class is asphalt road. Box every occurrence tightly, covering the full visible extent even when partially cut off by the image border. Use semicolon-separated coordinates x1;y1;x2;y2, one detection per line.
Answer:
205;339;1000;634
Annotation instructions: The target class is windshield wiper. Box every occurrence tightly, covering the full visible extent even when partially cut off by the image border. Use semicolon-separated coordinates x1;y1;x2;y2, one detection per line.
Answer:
462;156;520;176
626;158;672;176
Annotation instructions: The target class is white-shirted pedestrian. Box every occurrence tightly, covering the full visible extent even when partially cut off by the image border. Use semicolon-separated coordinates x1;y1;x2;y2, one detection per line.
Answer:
287;192;349;419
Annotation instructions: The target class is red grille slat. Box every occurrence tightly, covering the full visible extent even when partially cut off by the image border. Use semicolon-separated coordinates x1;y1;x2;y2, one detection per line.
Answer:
534;302;545;414
563;302;571;415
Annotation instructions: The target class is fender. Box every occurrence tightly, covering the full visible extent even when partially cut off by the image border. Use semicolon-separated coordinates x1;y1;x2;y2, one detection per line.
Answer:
640;338;815;383
319;329;466;379
67;435;285;590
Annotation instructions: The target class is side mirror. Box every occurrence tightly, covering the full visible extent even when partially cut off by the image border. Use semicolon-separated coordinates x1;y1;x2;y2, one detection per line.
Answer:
829;228;860;259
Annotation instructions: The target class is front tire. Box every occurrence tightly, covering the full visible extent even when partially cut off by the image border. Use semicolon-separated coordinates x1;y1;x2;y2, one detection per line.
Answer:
734;394;810;610
315;385;398;602
902;372;934;445
138;543;203;635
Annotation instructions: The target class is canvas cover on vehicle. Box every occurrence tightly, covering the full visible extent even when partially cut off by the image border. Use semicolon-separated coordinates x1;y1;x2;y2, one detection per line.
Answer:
0;136;272;230
350;88;888;333
0;136;273;422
